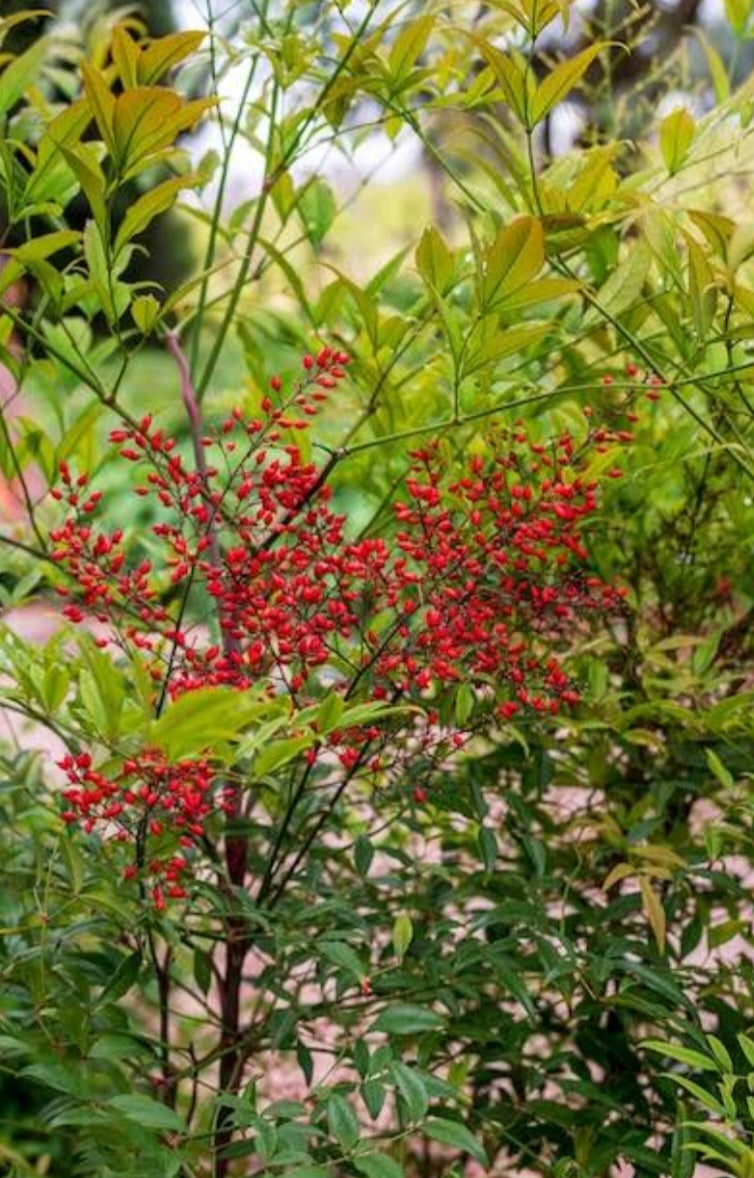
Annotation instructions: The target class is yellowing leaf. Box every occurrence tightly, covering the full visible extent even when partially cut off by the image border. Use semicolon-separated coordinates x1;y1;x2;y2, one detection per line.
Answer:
481;216;544;309
659;106;695;175
639;877;666;953
531;43;606;124
137;29;206;85
631;845;685;869
603;862;634;890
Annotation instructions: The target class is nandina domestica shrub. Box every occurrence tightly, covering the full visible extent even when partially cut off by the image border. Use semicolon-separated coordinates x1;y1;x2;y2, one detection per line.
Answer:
4;10;754;1178
48;347;629;912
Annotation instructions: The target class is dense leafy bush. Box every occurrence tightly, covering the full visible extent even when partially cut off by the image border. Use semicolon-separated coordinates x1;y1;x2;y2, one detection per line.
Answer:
0;2;754;1176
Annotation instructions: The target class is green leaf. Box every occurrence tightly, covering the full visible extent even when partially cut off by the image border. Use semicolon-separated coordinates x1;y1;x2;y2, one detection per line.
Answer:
481;217;544;310
96;950;142;1005
739;1034;754;1068
255;735;314;777
454;683;474;726
354;1155;403;1178
83;219;118;324
363;1079;386;1120
317;691;345;733
691;30;730;102
424;1118;487;1164
327;1094;359;1152
0;38;49;118
107;1093;185;1131
531;44;606;124
705;748;734;789
150;686;268;759
299;178;337;246
584;241;651;327
642;1040;720;1072
58;144;108;240
392;913;413;960
319;940;366;980
371;1004;444;1035
478;826;498;873
354;834;374;877
193;947;213;996
659;107;695;174
416;226;454;295
662;1074;726;1116
639;877;666;953
390;1062;429;1121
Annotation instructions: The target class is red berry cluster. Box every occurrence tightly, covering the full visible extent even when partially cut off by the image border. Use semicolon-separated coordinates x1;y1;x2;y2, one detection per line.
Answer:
49;346;630;898
58;748;226;905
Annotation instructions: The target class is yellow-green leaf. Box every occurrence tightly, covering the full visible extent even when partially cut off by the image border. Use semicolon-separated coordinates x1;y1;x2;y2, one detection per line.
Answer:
475;41;530;123
111;25;140;89
137;29;206;85
24;99;91;206
462;322;550;376
0;10;49;53
659;106;695;175
725;0;754;36
389;14;434;80
531;44;606;124
481;216;544;309
81;63;116;154
415;226;454;294
58;144;108;240
111;87;182;170
706;748;734;789
10;230;80;262
603;862;634;890
114;173;200;254
0;37;49;118
393;914;413;960
131;294;160;334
